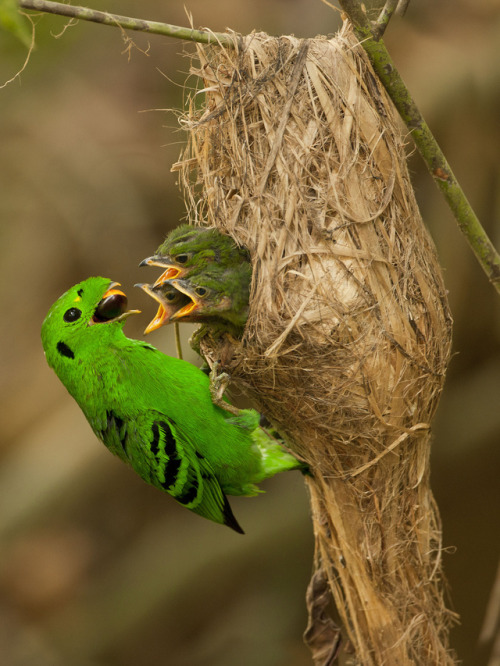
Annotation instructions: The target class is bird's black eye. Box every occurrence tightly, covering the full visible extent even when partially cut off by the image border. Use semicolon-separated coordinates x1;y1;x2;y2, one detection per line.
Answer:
94;293;128;322
165;291;178;302
194;287;207;297
174;254;190;264
63;307;82;322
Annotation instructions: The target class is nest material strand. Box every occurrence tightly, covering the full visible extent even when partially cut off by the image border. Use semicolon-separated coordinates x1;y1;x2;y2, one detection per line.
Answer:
175;22;456;665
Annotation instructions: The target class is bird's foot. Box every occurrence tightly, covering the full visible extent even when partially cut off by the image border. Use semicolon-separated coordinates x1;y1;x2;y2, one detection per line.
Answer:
209;361;241;416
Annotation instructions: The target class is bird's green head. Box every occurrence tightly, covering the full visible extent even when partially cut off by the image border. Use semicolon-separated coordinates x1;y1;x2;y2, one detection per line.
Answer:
168;269;249;327
139;224;250;282
41;277;141;370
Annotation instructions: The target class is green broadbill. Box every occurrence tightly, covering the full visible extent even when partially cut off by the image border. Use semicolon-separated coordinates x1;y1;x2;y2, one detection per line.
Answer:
139;225;251;334
41;277;304;533
140;224;250;281
137;262;251;334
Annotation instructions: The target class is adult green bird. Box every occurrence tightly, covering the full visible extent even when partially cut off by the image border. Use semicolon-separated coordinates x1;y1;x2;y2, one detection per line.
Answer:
138;262;251;334
41;277;304;533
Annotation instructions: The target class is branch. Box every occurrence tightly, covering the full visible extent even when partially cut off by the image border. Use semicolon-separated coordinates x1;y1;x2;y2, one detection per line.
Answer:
372;0;399;39
338;0;500;293
18;0;234;46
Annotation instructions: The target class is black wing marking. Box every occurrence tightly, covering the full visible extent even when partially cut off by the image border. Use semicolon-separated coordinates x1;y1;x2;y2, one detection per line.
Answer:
147;416;244;533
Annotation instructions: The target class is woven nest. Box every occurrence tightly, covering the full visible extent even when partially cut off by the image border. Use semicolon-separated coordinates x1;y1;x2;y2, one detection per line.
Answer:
174;22;455;665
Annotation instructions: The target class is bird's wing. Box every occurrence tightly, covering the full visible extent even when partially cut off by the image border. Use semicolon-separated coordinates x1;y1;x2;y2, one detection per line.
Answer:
131;411;244;533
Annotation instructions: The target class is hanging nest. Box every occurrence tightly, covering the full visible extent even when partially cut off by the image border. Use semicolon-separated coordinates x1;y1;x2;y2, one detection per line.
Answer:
174;21;456;665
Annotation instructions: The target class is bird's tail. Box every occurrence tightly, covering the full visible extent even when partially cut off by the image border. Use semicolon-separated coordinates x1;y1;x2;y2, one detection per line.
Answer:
252;426;308;479
228;408;309;481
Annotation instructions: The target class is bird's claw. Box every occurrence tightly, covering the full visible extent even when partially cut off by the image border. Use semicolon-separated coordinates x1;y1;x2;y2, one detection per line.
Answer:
209;361;241;416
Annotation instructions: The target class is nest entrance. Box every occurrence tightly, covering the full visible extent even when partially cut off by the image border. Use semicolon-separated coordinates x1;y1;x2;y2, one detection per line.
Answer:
175;22;456;665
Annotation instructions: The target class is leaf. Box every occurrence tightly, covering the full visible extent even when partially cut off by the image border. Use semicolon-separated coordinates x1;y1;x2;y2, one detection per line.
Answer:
0;0;32;48
303;568;342;666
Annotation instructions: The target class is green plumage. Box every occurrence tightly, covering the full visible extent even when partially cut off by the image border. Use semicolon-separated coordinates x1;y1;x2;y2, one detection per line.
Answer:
41;277;303;533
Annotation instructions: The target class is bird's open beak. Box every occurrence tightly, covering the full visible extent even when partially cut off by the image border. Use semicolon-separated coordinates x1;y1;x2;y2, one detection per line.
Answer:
144;304;169;334
135;282;193;334
153;267;182;284
102;283;126;299
139;256;184;282
168;300;198;322
168;279;201;322
94;282;141;323
136;283;170;333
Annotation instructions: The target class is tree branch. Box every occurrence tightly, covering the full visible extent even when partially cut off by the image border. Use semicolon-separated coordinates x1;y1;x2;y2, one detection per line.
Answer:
338;0;500;293
18;0;234;46
372;0;399;39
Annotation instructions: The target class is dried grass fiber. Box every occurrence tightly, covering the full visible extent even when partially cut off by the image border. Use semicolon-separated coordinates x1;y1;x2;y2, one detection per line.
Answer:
175;21;456;665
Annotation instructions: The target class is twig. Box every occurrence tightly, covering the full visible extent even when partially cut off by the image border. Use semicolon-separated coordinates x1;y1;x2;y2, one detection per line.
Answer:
395;0;411;17
372;0;399;39
480;558;500;645
0;11;35;89
18;0;234;46
338;0;500;293
174;322;183;360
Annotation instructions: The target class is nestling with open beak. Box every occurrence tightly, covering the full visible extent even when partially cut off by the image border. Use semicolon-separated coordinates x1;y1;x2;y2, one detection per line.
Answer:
139;224;250;283
137;262;252;335
138;225;252;335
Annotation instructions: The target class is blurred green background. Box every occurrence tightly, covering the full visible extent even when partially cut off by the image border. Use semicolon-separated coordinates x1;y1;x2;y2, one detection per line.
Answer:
0;1;499;664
